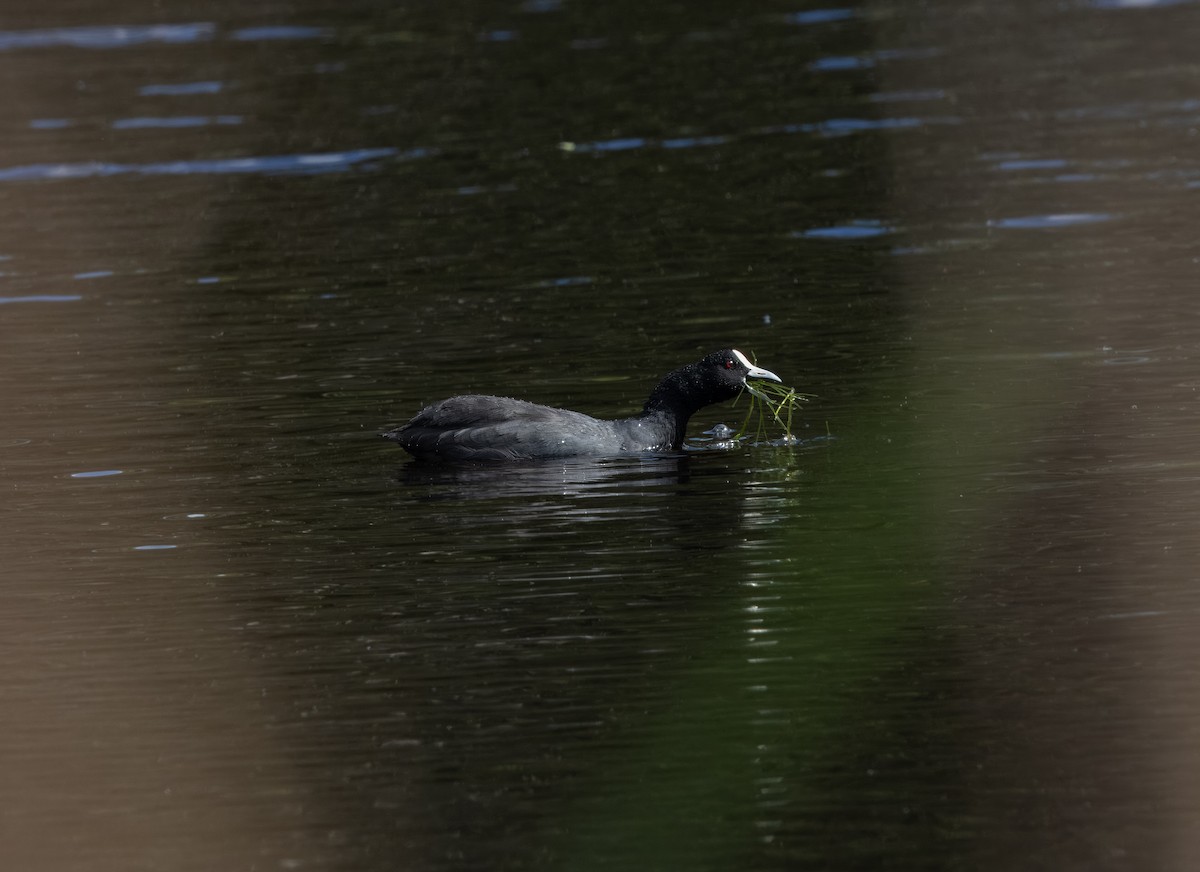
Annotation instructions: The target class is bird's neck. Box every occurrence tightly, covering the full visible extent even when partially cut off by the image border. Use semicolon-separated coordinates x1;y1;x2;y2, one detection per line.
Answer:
638;367;710;448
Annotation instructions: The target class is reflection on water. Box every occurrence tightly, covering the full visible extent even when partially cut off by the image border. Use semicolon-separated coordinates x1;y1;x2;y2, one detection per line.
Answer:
0;147;412;181
0;22;218;50
3;0;1200;869
396;454;691;500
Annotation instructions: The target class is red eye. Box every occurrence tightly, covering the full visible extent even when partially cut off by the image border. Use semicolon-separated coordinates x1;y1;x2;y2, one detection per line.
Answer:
724;359;734;369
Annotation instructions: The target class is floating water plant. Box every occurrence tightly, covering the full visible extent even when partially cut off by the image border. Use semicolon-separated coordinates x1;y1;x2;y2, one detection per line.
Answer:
737;377;812;445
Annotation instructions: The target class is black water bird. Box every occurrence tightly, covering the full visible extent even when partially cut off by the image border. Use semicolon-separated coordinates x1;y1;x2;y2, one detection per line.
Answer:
383;348;782;462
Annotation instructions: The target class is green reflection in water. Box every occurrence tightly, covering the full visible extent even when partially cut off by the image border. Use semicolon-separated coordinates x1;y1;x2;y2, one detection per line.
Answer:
547;305;1067;868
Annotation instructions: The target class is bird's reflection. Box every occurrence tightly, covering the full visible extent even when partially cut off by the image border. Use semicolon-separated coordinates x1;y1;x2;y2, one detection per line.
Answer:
395;452;692;503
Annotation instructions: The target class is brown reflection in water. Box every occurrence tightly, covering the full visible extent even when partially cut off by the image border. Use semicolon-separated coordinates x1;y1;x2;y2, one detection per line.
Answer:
880;1;1200;868
0;19;320;872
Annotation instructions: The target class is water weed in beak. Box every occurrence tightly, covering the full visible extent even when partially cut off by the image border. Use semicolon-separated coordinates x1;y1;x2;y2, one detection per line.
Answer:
737;378;812;445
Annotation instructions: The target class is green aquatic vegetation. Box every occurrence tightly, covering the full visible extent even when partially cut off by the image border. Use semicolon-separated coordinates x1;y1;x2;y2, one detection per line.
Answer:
737;378;812;444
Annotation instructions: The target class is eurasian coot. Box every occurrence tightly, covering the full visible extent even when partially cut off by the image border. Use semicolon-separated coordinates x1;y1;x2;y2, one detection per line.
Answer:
383;348;782;462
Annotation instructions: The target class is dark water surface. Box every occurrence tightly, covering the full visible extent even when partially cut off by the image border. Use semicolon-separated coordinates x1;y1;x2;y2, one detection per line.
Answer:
5;1;1200;869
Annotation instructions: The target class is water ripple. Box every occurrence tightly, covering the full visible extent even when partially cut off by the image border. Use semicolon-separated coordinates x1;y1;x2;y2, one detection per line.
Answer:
561;115;955;154
1090;0;1196;7
0;147;425;182
794;221;892;240
987;213;1113;229
993;158;1070;171
809;55;869;71
0;23;215;51
478;30;520;42
112;115;243;129
532;276;594;288
869;89;948;103
815;116;933;135
0;22;340;51
808;47;942;72
561;137;646;153
0;294;84;304
139;81;224;96
783;9;856;25
662;135;732;149
230;26;331;41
